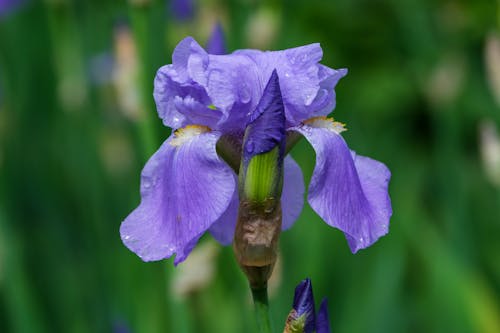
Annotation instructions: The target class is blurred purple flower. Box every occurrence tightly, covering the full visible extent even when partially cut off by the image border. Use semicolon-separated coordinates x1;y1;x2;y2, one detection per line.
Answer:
206;22;226;55
0;0;23;18
88;52;115;86
120;37;392;264
112;319;131;333
284;278;332;333
170;0;194;21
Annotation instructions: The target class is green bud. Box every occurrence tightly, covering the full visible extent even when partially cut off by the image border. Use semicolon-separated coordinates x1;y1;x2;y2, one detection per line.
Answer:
241;146;283;202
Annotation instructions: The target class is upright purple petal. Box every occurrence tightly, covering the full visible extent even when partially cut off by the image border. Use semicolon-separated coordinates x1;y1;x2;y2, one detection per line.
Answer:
316;298;331;333
292;278;316;333
235;45;347;125
206;22;226;55
155;37;346;132
154;38;224;129
120;129;235;264
281;156;305;230
295;123;392;252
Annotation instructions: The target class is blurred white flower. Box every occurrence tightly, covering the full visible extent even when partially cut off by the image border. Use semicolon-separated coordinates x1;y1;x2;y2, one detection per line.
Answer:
425;54;465;108
99;129;134;177
267;252;282;298
170;240;219;299
113;23;143;121
245;7;280;50
479;119;500;187
485;32;500;106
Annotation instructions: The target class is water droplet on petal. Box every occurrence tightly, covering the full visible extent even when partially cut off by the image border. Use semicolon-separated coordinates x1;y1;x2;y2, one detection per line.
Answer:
240;82;251;103
246;140;254;153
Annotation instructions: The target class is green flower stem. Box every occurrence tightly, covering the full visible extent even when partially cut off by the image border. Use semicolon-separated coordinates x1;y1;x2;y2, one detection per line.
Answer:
251;287;273;333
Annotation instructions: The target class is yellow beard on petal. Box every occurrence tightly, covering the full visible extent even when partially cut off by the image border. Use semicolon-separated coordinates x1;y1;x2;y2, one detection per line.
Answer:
170;125;212;147
304;116;347;134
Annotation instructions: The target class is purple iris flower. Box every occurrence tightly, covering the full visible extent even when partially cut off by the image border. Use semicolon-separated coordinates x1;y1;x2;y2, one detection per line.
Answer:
284;278;332;333
120;37;392;264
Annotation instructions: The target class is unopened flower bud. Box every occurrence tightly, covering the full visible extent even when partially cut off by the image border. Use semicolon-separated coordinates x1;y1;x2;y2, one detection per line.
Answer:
234;70;285;289
284;278;315;333
283;278;332;333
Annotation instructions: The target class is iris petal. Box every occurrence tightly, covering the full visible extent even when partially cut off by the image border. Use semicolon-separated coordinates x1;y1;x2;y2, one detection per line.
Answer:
208;182;238;245
281;156;305;230
295;124;392;252
120;130;235;264
155;37;346;132
236;45;347;125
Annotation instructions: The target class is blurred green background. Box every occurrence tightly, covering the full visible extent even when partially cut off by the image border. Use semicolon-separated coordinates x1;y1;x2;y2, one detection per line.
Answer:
1;0;500;332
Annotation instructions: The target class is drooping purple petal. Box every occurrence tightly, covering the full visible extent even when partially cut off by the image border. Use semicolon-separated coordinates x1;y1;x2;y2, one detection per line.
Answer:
243;70;285;161
208;183;238;245
293;278;316;333
316;298;331;333
120;130;235;264
206;22;226;55
281;156;305;230
295;124;392;252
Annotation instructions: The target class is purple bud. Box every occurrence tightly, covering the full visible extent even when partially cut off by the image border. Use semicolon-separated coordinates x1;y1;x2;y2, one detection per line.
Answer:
316;298;331;333
233;70;286;288
243;70;285;162
206;22;226;55
292;278;316;333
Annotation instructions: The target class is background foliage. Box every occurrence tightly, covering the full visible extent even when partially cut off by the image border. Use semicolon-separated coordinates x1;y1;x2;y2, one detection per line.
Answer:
1;0;500;332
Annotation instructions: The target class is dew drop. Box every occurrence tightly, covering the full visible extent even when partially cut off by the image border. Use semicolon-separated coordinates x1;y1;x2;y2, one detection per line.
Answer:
241;91;251;103
246;140;254;153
